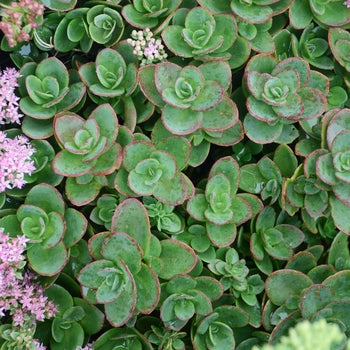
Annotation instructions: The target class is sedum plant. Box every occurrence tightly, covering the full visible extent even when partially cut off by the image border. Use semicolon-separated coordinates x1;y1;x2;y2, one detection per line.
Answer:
122;0;182;31
18;57;86;139
243;54;329;144
0;183;87;276
114;140;193;205
1;0;350;348
311;108;350;234
139;60;238;136
253;319;349;350
52;103;121;178
161;6;237;62
78;198;197;327
187;156;262;247
86;4;124;47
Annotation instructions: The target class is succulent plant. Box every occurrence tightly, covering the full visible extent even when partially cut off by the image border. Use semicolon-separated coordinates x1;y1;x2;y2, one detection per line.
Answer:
139;60;238;136
90;193;121;230
289;0;350;29
122;0;182;31
274;23;334;70
114;140;193;205
87;4;124;47
250;206;305;275
0;184;87;276
78;199;197;327
18;57;86;139
40;0;77;11
37;284;105;350
254;319;349;350
143;196;184;234
161;7;237;62
313;108;350;234
265;268;350;342
329;27;350;73
187;156;262;247
52;103;122;178
243;54;329;144
230;0;293;24
79;48;137;98
159;275;223;331
192;304;250;350
93;327;152;350
53;8;93;53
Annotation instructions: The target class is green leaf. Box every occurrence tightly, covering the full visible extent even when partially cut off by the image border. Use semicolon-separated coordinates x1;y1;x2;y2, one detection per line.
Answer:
102;232;142;274
266;269;313;306
158;240;197;279
330;195;350;234
273;144;298;177
244;113;283;144
207;221;237;248
27;242;68;276
239;164;265;194
111;198;151;254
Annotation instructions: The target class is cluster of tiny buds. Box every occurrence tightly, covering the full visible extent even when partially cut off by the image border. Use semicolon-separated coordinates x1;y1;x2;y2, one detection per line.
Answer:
0;0;45;47
127;28;168;66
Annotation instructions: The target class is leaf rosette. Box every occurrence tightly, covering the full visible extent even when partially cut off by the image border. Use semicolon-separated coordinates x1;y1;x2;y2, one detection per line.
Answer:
53;103;122;178
192;305;249;350
122;0;182;30
230;0;293;24
161;7;237;61
18;57;86;138
187;156;262;247
314;108;350;234
243;54;329;143
115;140;192;205
79;48;137;98
139;61;239;135
87;5;124;47
160;275;222;331
329;28;350;73
289;0;350;29
0;184;87;276
39;284;104;350
53;8;93;53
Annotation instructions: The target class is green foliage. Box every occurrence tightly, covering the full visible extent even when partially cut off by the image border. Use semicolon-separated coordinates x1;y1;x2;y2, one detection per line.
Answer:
1;0;350;348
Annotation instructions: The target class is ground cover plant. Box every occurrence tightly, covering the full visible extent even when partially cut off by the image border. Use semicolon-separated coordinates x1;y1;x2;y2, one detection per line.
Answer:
0;0;350;349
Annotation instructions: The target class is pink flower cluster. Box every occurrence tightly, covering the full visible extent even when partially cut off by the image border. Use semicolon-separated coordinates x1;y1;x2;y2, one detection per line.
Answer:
0;131;36;192
0;229;57;326
0;67;23;125
345;0;350;8
0;0;45;47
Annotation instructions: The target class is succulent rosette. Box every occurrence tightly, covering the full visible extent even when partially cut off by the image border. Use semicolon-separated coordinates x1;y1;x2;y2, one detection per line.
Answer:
122;0;182;30
52;103;122;178
53;7;93;53
243;54;329;143
78;199;197;327
187;156;262;247
274;23;334;70
79;48;137;98
161;7;237;61
313;108;350;234
0;184;87;276
18;57;86;139
329;28;350;73
139;60;238;136
289;0;350;29
230;0;293;24
114;140;193;205
87;4;124;46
